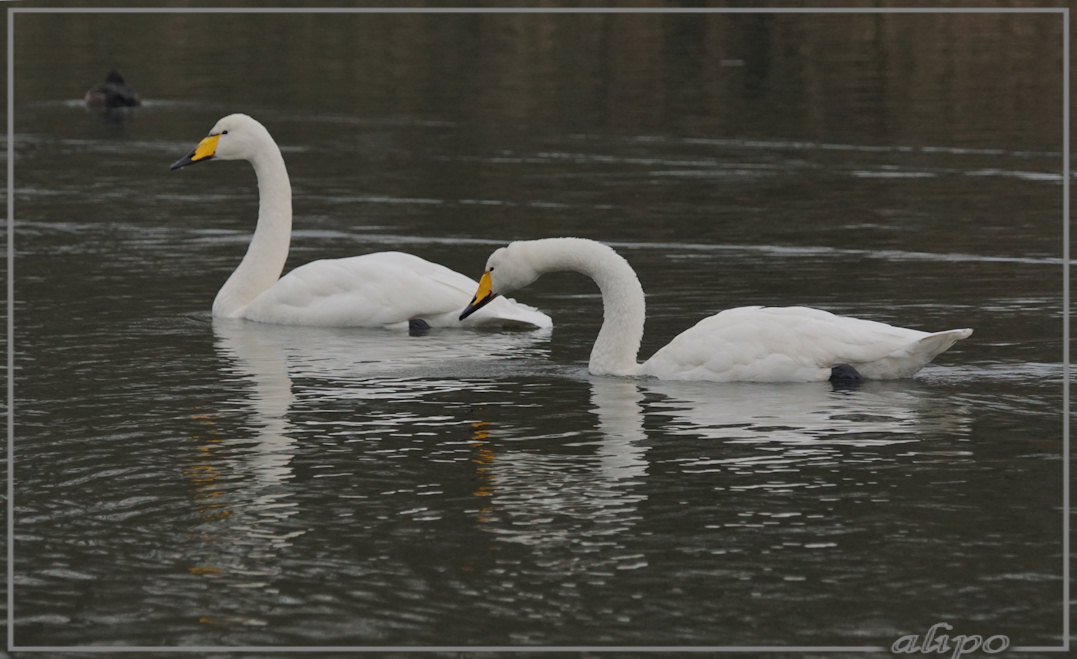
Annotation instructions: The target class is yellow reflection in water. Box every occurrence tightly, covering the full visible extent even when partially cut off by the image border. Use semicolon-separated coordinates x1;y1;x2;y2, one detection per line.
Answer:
183;411;231;574
470;421;495;522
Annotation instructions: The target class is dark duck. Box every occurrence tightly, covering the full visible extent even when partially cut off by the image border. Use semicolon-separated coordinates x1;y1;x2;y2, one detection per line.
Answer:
84;69;140;108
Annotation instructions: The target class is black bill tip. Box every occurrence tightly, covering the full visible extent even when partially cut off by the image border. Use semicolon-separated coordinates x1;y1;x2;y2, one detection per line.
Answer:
459;293;498;321
170;150;203;171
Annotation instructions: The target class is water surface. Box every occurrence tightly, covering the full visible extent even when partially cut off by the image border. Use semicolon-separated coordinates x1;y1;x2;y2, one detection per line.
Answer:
7;8;1067;651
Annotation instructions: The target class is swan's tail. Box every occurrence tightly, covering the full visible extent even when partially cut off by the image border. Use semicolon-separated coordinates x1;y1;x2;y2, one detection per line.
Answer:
916;328;973;360
856;328;972;379
897;328;973;377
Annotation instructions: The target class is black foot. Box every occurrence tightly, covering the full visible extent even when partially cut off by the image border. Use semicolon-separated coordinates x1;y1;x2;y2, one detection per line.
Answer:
408;318;431;336
829;364;863;386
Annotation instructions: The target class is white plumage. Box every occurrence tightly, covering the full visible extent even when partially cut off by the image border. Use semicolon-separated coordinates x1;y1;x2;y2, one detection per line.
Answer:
241;251;547;329
460;238;971;382
642;305;970;381
171;113;551;330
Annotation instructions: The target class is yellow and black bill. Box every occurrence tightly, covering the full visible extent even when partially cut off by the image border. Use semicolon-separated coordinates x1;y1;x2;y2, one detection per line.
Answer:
459;271;498;321
170;133;220;170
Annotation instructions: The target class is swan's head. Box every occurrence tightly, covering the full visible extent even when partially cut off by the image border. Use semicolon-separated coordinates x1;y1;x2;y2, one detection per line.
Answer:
170;113;273;170
459;243;541;320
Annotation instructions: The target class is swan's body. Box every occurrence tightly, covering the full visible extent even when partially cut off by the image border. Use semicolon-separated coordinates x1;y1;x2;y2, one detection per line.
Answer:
171;113;551;330
460;238;971;382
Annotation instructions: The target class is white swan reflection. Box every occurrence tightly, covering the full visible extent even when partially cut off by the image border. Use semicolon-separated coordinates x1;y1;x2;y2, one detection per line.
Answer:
642;378;971;445
186;320;552;592
183;320;305;590
465;372;972;568
468;378;650;576
590;377;649;482
633;378;973;480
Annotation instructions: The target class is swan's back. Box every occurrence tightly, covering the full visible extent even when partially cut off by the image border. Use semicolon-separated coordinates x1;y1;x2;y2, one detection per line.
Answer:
641;306;971;382
241;251;551;329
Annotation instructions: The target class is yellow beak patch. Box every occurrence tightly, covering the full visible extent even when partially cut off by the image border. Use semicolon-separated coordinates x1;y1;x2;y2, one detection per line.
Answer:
473;271;493;304
459;270;498;321
191;134;220;162
170;133;222;171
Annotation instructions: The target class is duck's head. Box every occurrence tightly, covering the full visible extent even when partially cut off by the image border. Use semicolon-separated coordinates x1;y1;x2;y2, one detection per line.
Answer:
170;113;271;170
459;242;540;320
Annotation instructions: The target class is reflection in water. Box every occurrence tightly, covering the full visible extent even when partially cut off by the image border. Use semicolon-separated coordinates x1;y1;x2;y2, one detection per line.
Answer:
182;321;304;602
213;319;298;489
470;378;649;575
213;318;552;383
470;421;496;522
465;375;973;576
646;379;970;443
641;378;973;480
188;321;555;605
16;12;1062;150
590;377;649;483
465;372;973;610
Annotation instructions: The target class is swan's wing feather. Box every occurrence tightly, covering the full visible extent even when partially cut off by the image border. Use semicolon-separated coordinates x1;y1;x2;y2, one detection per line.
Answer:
245;254;453;326
243;252;551;328
643;306;969;381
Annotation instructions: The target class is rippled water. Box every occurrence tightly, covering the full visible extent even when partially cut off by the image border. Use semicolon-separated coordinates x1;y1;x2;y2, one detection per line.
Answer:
7;8;1068;652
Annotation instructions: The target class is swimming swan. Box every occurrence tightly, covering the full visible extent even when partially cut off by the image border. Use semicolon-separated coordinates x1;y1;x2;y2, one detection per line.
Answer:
170;113;551;330
459;238;972;382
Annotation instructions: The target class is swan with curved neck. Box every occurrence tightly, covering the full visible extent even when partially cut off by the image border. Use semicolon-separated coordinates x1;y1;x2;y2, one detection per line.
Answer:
460;238;972;382
171;113;551;330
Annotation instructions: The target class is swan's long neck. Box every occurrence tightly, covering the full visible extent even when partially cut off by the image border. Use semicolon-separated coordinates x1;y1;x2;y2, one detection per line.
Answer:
212;141;292;317
524;239;646;376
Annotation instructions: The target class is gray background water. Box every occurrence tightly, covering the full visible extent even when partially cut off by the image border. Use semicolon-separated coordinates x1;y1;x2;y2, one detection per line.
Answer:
5;5;1068;653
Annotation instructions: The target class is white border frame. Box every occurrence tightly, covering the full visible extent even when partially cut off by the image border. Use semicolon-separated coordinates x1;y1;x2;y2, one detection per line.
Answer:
4;5;1070;654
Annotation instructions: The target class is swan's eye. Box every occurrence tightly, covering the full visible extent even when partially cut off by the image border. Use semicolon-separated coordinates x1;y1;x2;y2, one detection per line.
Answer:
221;130;229;135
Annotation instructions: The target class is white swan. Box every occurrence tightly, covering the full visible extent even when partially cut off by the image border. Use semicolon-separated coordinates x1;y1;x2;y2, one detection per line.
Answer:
459;238;972;382
170;113;551;330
